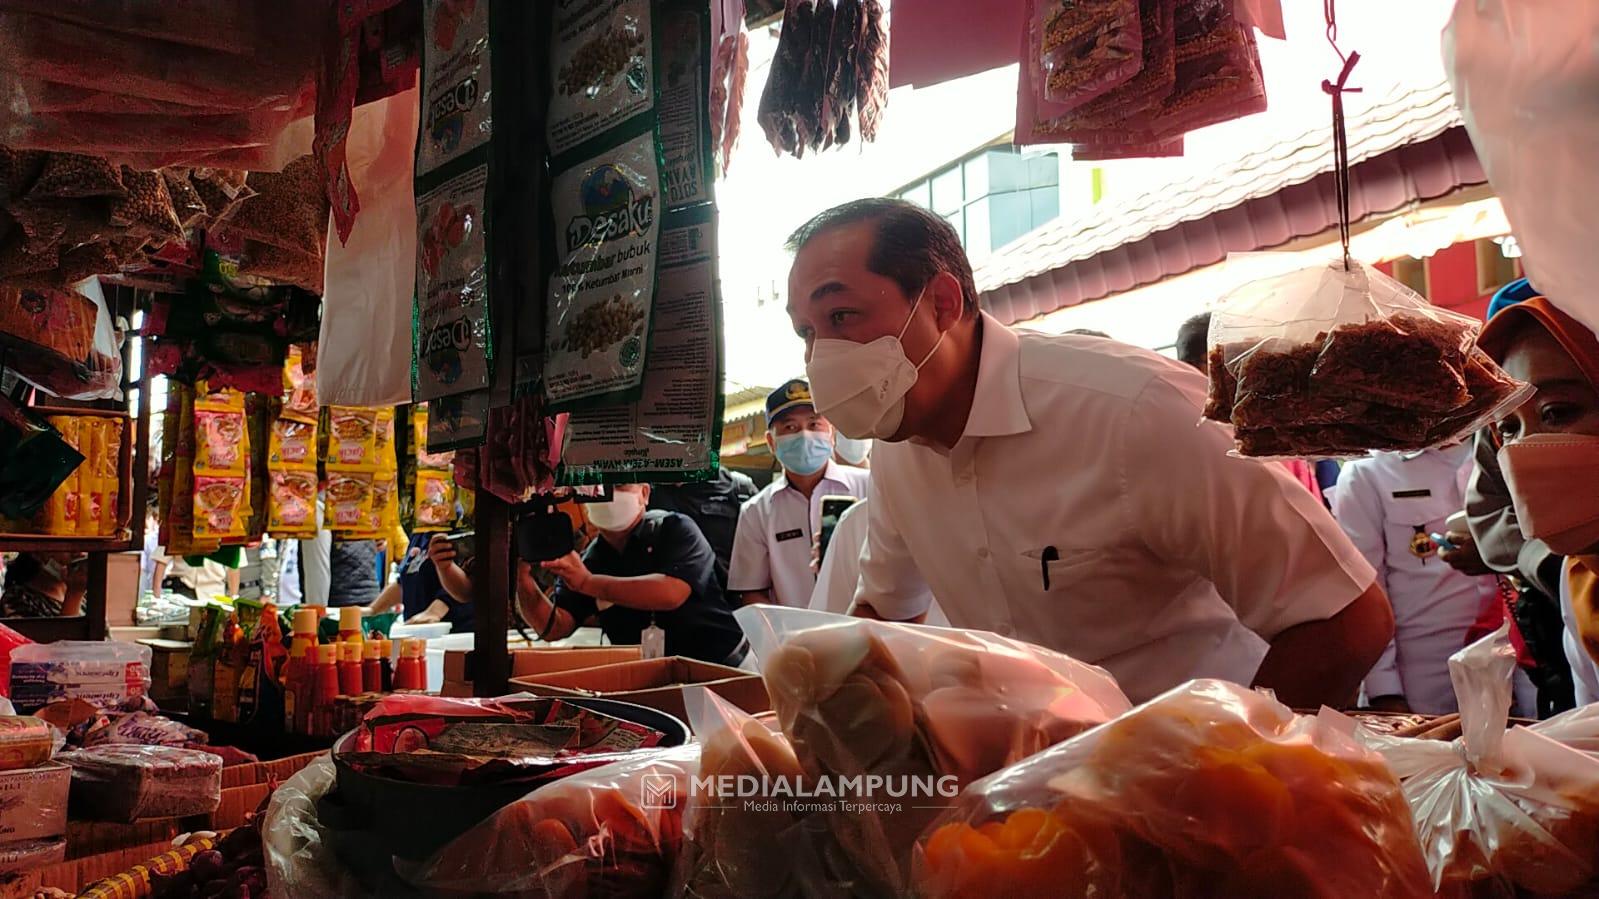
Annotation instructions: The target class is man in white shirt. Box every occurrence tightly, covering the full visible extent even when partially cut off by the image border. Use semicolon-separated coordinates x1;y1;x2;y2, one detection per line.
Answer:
786;198;1393;705
1331;445;1510;714
729;380;870;608
810;498;949;625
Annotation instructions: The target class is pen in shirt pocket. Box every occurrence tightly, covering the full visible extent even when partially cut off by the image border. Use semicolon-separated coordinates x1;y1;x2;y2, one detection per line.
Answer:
1040;545;1059;590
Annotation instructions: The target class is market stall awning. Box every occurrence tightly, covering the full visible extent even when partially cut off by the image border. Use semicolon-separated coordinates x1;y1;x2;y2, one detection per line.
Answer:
976;80;1483;326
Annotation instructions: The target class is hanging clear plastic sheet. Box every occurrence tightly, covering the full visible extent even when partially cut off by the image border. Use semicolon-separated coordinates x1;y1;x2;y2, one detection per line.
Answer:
1445;0;1599;338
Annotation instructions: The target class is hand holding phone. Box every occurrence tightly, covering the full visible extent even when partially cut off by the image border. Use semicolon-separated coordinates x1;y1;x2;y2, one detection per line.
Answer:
817;495;859;567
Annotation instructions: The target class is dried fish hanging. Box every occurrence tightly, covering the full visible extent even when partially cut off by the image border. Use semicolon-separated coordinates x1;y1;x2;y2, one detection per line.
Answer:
757;0;889;159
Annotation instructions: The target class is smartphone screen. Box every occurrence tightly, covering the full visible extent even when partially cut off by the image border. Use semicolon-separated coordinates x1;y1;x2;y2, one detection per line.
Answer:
817;495;859;567
446;530;476;568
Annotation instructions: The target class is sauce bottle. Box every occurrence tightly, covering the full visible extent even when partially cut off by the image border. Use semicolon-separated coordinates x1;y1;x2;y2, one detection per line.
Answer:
337;640;364;696
379;638;395;692
361;639;383;693
338;606;364;646
309;644;340;738
282;636;311;734
288;608;319;659
394;638;428;691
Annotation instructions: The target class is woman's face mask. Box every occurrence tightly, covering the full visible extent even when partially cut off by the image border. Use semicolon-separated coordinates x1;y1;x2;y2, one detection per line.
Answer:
1500;434;1599;555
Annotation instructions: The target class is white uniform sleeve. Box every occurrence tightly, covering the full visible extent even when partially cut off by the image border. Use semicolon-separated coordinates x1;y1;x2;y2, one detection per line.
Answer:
1330;461;1402;700
727;497;772;592
853;477;933;620
811;500;869;615
1122;375;1377;640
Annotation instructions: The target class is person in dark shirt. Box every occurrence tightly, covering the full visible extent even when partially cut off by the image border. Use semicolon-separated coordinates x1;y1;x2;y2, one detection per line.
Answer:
367;532;474;633
516;484;748;666
648;467;757;585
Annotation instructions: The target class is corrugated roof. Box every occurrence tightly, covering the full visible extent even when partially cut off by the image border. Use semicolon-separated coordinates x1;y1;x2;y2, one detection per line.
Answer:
974;79;1469;322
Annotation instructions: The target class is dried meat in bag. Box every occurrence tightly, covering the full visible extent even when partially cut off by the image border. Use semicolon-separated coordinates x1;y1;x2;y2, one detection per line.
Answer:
1357;624;1599;896
1205;260;1531;458
915;680;1434;899
735;606;1131;895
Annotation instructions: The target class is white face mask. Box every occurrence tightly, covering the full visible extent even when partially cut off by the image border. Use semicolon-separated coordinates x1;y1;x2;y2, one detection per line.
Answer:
586;491;644;532
805;290;946;441
834;434;871;465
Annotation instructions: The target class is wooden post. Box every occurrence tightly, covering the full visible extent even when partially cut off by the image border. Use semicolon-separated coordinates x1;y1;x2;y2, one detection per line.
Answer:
472;489;512;696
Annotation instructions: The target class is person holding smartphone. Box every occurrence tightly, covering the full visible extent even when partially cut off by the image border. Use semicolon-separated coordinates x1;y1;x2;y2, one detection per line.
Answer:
517;484;748;666
729;380;870;608
366;531;474;632
1330;446;1513;715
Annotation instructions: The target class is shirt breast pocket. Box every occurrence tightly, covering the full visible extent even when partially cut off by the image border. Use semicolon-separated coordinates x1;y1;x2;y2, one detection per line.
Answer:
1379;493;1457;564
1010;548;1131;633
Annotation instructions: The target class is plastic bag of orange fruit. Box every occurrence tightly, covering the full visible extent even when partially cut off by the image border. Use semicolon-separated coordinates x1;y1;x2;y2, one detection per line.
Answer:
734;606;1133;896
1357;622;1599;897
914;679;1434;899
408;742;697;898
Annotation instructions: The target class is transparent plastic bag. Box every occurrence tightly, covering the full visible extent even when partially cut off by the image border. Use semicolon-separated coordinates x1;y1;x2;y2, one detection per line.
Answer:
57;744;222;822
1357;623;1599;896
674;688;805;899
1029;0;1142;113
914;679;1434;899
263;754;380;898
1204;260;1531;458
10;640;150;710
1445;0;1599;339
411;743;696;897
0;277;123;401
735;606;1132;895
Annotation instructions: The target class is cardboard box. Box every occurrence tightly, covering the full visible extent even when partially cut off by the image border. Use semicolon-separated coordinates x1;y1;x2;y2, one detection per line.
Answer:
65;819;178;860
509;657;769;726
139;639;191;702
200;783;271;832
445;646;643;695
0;764;68;844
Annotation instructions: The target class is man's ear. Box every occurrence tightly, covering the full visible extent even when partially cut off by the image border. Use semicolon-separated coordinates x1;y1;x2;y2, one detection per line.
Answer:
929;271;966;330
765;429;777;456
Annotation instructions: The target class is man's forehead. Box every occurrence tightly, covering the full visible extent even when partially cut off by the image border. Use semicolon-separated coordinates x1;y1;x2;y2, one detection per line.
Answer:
771;406;820;428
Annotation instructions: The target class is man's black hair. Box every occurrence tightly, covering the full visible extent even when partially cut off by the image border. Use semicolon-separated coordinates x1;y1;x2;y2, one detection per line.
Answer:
1175;312;1211;371
786;197;980;317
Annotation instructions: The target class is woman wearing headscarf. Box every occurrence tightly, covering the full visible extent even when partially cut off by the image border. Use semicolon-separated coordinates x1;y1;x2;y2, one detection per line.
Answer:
1479;294;1599;705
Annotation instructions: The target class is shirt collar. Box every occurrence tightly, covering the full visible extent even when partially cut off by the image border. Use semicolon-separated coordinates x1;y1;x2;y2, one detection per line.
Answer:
960;313;1032;439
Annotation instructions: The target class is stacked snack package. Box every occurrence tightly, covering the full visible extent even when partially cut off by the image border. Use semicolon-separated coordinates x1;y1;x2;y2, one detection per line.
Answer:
191;388;250;542
268;348;319;539
6;412;122;536
733;607;1132;895
412;404;457;531
1017;0;1267;160
1203;260;1531;458
1357;624;1599;897
915;679;1434;898
322;405;380;537
412;743;698;896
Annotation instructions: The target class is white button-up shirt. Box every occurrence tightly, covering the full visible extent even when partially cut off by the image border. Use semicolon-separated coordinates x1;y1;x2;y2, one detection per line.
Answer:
810;499;949;625
730;460;871;608
857;314;1377;702
1331;445;1499;713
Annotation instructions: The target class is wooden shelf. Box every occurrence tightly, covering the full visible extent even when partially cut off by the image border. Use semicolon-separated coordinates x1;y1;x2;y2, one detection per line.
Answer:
0;535;135;554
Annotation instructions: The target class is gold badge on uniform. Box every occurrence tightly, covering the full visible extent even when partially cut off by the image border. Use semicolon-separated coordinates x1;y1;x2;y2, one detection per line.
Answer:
1409;526;1436;560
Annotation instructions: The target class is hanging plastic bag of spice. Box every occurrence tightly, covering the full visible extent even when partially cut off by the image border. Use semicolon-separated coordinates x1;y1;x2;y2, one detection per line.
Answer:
1204;260;1531;458
544;131;661;409
547;0;654;157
